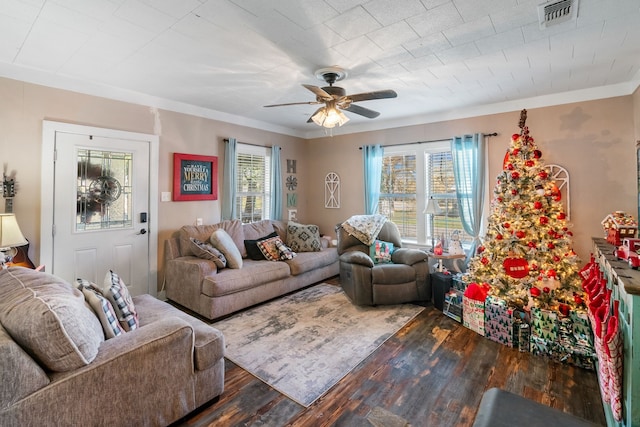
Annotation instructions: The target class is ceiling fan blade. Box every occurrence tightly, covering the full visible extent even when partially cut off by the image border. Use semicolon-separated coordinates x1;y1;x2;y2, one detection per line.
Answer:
302;84;333;101
264;101;322;107
342;104;380;119
348;89;397;103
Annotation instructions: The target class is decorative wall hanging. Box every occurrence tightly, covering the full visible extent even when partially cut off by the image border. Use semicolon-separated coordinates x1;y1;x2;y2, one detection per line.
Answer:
547;164;570;220
286;175;298;191
173;153;218;201
287;159;297;174
288;209;298;222
325;172;340;208
287;193;297;207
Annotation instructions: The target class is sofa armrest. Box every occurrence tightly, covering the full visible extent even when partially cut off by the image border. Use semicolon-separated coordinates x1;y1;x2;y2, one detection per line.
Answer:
339;251;374;268
4;318;198;427
392;248;428;266
165;257;217;309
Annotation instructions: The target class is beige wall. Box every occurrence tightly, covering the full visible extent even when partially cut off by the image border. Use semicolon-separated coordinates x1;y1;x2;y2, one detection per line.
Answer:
305;97;638;262
0;77;306;291
1;74;638;290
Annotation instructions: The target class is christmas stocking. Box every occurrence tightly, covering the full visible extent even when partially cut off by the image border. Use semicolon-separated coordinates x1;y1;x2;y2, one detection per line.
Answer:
594;300;611;403
605;300;623;422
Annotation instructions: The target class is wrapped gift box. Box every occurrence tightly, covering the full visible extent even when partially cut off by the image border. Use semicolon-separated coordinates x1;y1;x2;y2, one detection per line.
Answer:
530;307;596;370
463;296;485;336
484;295;515;347
484;295;530;348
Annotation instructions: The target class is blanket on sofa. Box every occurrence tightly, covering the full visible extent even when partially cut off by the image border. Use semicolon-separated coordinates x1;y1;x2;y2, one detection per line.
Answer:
341;214;387;246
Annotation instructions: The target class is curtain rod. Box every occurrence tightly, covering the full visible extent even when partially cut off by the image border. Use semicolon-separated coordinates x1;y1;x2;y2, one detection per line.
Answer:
358;132;498;149
223;138;280;149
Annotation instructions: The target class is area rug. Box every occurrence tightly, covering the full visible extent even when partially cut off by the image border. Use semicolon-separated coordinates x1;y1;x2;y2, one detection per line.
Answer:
213;283;424;407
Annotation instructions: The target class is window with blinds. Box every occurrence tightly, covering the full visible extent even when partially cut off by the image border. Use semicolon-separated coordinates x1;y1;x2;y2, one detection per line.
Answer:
235;144;271;223
380;141;472;246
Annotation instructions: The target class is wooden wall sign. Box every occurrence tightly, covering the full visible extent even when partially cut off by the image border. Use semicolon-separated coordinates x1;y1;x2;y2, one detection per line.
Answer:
173;153;218;201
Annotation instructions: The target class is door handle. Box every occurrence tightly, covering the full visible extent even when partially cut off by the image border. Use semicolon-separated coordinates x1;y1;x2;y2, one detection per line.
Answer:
138;229;147;235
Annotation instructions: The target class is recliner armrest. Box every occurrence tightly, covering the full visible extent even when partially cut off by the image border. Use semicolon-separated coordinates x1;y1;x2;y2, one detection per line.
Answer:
392;248;428;266
339;251;374;268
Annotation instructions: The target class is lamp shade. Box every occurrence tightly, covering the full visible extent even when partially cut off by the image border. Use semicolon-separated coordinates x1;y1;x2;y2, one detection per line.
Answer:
0;214;28;249
423;198;442;215
311;103;350;128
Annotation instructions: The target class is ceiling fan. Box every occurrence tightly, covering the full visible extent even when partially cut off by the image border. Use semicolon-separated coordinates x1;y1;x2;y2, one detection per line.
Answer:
264;67;397;128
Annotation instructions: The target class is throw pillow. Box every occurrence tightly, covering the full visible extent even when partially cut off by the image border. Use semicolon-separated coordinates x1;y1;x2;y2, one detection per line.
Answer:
77;278;125;339
369;239;394;264
190;237;227;269
0;267;104;372
244;231;278;260
210;228;243;268
102;270;139;332
286;221;321;252
257;236;282;261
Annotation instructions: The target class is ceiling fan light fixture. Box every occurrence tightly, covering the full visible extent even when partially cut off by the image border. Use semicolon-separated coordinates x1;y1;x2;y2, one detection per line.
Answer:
311;106;349;128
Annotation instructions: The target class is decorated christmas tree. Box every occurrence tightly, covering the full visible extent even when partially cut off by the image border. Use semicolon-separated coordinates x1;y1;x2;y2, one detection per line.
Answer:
466;110;585;313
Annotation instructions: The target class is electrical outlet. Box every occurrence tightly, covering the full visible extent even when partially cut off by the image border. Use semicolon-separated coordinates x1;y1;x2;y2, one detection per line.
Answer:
196;218;203;226
161;192;171;202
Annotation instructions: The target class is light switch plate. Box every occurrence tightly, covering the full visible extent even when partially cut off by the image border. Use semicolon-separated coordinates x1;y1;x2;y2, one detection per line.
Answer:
161;192;171;202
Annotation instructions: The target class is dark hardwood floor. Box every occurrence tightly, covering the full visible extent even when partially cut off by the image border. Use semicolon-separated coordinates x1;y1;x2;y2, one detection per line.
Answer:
174;278;606;427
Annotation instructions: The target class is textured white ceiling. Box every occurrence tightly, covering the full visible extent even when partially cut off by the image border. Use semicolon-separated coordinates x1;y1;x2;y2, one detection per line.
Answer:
1;0;639;138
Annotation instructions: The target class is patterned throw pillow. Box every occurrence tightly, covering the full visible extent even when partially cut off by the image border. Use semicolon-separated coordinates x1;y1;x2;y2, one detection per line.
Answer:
257;236;282;261
190;237;227;269
244;231;278;260
369;239;394;264
286;221;321;252
77;278;125;339
102;271;139;332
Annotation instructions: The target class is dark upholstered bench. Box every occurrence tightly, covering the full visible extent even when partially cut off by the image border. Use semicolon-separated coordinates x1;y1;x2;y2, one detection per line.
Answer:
473;388;600;427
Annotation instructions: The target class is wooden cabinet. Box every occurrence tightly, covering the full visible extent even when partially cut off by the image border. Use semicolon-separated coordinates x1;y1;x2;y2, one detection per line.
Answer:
592;238;640;426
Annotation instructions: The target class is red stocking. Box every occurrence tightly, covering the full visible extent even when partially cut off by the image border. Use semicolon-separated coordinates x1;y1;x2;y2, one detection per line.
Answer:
594;301;611;403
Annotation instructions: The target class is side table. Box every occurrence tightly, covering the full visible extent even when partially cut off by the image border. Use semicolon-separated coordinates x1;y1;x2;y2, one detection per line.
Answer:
424;251;466;272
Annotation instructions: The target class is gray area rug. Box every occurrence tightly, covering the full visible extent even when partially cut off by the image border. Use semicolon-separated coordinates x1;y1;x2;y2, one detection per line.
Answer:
213;283;424;407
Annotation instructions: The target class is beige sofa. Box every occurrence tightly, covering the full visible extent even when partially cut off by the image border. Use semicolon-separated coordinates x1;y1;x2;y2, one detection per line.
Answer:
0;267;224;427
164;219;339;320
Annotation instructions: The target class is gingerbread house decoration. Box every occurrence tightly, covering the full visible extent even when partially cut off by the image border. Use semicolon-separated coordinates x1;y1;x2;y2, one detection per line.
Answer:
601;211;637;245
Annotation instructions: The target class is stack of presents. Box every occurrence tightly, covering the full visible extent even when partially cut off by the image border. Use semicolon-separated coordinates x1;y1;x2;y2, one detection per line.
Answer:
443;275;596;371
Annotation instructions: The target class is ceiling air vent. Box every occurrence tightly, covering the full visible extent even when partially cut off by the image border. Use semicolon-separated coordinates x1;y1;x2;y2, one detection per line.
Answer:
538;0;579;28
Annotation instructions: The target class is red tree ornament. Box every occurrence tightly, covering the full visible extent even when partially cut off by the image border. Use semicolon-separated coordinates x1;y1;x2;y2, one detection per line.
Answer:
503;257;530;279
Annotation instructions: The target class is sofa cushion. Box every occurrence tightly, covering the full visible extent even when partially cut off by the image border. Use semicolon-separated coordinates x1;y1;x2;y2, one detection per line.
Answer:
285;248;338;275
287;221;321;252
190;237;227;268
133;294;225;371
77;278;125;339
242;220;276;242
210;229;243;269
372;263;416;284
244;231;278;261
0;267;104;372
202;260;290;297
102;270;139;332
179;219;244;257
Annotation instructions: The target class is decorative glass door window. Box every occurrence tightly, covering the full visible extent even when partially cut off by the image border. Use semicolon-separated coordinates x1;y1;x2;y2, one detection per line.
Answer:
76;149;133;231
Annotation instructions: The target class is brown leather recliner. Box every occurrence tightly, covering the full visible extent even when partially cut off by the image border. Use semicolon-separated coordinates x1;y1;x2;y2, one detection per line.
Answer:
336;220;431;306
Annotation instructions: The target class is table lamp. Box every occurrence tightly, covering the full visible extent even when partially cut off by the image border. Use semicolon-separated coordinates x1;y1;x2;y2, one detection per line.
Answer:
423;197;442;250
0;213;28;268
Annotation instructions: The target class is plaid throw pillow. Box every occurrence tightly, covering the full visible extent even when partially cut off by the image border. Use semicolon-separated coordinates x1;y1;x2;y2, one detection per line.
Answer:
275;239;296;260
102;271;139;332
190;237;227;269
77;278;125;339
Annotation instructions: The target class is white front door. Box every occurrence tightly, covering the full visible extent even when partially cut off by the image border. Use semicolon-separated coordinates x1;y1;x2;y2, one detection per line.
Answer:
41;122;158;297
